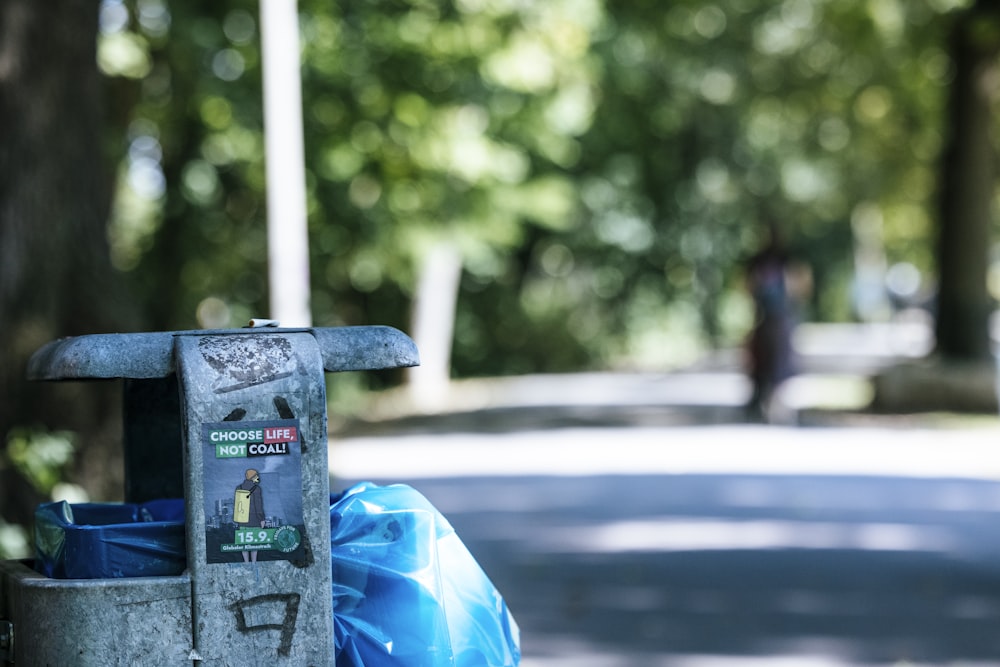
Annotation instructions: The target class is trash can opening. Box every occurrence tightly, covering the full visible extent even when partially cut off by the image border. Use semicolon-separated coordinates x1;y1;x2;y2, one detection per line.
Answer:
34;499;186;579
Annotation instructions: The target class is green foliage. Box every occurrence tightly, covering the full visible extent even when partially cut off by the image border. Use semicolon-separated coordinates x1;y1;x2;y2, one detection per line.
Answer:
100;0;971;374
5;429;75;496
567;0;957;341
0;520;29;561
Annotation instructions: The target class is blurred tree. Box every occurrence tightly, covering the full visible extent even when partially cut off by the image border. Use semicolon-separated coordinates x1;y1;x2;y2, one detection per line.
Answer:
530;0;957;367
0;1;997;551
0;0;135;538
108;0;270;331
111;0;604;375
297;0;603;381
934;0;1000;361
97;0;998;380
1;0;996;557
23;0;984;388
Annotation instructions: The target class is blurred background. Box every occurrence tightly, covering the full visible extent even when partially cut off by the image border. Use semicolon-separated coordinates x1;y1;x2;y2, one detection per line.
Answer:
4;0;1000;663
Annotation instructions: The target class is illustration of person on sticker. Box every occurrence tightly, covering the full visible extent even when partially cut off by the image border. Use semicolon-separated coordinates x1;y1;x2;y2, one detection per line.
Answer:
234;468;266;563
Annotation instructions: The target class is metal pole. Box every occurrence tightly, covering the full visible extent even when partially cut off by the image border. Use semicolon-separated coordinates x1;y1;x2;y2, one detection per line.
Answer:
260;0;312;327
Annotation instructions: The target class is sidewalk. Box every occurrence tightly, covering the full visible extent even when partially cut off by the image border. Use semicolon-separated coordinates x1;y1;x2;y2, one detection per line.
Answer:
333;320;986;438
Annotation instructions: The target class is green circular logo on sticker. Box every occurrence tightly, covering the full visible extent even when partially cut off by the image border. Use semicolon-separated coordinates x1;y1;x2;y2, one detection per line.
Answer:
274;525;301;553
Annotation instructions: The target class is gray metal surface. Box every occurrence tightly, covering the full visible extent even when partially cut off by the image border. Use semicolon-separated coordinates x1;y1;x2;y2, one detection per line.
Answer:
0;559;192;666
26;331;178;379
4;325;420;666
26;325;419;380
176;331;334;665
311;325;419;372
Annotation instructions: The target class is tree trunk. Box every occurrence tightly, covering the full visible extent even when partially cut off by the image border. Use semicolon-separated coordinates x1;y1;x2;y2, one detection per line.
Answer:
408;242;462;411
0;0;135;532
934;2;1000;361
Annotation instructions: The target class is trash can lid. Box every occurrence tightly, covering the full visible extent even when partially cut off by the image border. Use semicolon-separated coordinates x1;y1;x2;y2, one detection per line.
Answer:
27;326;419;380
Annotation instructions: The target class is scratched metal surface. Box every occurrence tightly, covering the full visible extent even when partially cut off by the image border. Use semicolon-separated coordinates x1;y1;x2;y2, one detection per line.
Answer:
25;325;419;380
3;326;419;666
0;559;192;666
175;332;334;665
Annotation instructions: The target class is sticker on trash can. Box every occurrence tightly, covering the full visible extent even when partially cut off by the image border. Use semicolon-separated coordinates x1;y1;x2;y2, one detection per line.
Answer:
201;419;305;563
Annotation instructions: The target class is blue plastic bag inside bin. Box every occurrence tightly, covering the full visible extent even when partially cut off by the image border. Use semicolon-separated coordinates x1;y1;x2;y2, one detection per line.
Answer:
330;482;521;667
34;499;186;579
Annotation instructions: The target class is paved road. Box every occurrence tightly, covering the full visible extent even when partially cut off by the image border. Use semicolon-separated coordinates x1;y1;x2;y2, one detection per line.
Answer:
330;413;1000;667
325;321;998;665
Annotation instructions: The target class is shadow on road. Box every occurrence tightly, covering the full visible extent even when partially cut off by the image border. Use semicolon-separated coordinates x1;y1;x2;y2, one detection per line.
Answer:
333;470;1000;665
330;361;1000;665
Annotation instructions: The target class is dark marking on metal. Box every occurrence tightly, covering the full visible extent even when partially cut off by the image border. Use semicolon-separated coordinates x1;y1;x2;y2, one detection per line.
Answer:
289;530;315;569
273;396;295;419
229;593;301;657
214;371;293;394
273;396;307;451
223;408;247;422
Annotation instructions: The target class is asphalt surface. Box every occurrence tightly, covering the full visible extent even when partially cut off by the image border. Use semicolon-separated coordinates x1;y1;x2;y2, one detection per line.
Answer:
329;368;1000;666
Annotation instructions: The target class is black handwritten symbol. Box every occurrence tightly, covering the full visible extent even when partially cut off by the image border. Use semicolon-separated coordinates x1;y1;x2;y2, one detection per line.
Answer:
229;593;301;657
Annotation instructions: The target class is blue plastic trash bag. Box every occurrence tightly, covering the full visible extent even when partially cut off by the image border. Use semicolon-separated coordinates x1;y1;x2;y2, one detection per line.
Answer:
330;482;521;667
34;499;186;579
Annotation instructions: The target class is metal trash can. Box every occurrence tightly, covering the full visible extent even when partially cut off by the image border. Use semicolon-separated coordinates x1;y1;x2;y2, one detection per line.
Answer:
0;324;418;666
